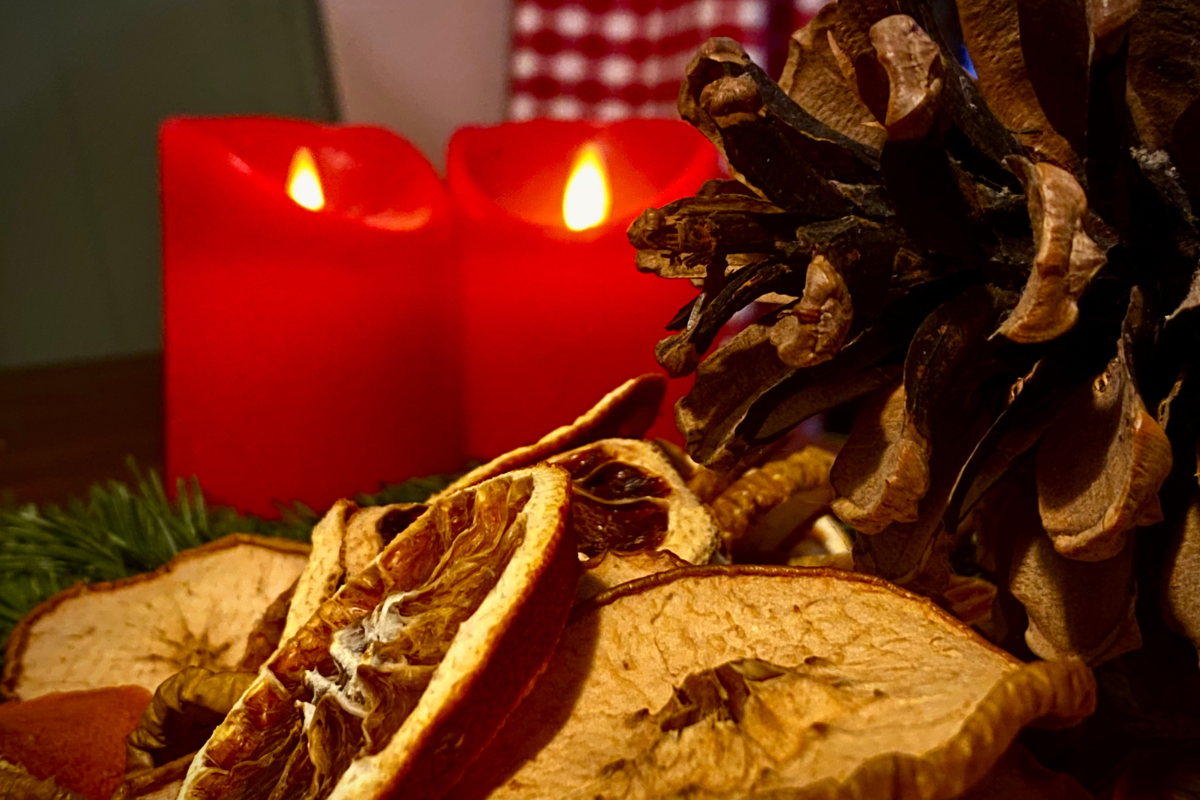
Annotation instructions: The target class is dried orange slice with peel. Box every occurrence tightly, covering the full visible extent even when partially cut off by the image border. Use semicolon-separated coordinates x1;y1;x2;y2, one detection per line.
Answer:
453;566;1096;800
2;535;309;701
284;500;361;641
548;438;720;564
181;464;577;800
282;499;409;642
435;374;717;565
439;374;667;496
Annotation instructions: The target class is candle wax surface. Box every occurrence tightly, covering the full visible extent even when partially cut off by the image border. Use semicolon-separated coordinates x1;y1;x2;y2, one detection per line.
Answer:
448;119;722;459
162;117;460;516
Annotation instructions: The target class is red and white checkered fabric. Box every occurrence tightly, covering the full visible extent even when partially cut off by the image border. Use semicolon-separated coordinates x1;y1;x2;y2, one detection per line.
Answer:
508;0;774;122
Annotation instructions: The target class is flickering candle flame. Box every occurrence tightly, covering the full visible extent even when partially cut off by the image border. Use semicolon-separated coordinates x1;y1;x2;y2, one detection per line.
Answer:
562;144;610;231
287;147;325;211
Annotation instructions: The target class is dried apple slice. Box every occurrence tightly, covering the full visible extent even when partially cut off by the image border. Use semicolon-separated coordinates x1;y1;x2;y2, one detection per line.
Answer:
576;550;690;603
181;464;577;800
453;567;1095;800
1;535;309;701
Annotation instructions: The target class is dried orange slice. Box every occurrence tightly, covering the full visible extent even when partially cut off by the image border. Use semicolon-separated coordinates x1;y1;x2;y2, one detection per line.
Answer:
547;438;720;563
281;499;417;642
1;535;309;700
431;375;716;565
454;566;1095;800
437;374;666;496
181;464;577;800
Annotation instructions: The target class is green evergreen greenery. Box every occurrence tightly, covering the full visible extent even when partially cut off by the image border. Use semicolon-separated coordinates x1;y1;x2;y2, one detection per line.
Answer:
0;464;460;669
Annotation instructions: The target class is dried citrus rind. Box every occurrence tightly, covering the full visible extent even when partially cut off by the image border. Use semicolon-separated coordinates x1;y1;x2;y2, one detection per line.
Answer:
284;500;360;641
454;567;1095;800
2;535;309;700
0;685;152;800
125;667;258;774
181;464;578;800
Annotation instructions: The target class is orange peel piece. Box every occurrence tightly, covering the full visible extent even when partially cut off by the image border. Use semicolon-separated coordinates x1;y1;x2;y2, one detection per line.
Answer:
454;567;1095;800
1;535;309;700
0;685;152;800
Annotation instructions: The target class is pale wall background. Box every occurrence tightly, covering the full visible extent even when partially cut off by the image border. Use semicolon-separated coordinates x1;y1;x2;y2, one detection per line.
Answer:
322;0;510;171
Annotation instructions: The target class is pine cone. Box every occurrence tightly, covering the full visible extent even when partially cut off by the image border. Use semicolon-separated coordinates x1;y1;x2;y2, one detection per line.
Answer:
631;0;1200;666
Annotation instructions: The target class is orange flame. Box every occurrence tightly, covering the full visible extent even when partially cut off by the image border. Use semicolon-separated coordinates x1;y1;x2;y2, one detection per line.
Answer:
287;147;325;211
562;143;610;231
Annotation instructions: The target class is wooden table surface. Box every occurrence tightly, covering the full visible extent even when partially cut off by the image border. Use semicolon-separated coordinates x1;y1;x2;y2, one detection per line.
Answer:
0;354;163;506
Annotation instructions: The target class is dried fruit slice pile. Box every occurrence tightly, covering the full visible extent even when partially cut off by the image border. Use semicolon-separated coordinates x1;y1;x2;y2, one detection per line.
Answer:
181;465;577;800
432;374;722;567
454;567;1095;800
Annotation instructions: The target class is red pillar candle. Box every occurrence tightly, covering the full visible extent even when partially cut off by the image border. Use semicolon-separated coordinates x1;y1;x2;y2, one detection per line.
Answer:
161;117;460;516
446;119;721;460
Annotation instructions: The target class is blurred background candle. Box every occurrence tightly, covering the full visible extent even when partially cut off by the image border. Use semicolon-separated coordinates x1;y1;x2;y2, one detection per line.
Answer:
160;117;459;516
446;119;721;460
